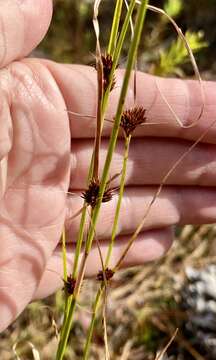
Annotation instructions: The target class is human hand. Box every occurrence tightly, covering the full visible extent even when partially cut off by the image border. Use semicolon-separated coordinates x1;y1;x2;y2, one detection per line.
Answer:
1;0;216;332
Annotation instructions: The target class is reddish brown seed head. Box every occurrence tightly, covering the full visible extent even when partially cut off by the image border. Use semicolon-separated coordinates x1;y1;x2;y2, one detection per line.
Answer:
101;54;116;92
120;106;147;137
97;268;114;282
63;274;76;296
81;178;115;208
81;178;100;208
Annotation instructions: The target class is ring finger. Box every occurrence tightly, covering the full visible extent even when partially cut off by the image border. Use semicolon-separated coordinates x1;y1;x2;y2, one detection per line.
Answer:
65;186;216;242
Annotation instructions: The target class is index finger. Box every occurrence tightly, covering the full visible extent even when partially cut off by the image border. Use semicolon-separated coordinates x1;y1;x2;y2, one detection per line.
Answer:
46;62;216;144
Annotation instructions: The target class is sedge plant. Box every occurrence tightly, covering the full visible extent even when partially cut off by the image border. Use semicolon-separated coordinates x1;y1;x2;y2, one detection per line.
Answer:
55;1;211;359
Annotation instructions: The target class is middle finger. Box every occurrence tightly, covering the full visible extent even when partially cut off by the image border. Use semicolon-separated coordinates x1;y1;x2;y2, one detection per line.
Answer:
70;137;216;188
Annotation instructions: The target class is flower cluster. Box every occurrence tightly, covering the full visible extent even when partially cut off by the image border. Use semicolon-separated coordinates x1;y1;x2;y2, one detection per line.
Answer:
63;274;76;296
120;106;147;137
82;178;114;208
102;54;116;92
97;268;114;282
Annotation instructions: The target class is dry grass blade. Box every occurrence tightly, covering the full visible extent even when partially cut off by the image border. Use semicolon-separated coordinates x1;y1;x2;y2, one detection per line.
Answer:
13;341;41;360
124;0;137;103
135;1;205;129
93;0;102;58
153;317;206;360
120;340;133;360
66;110;96;120
124;0;134;38
114;116;216;270
103;293;110;360
155;328;178;360
87;207;110;359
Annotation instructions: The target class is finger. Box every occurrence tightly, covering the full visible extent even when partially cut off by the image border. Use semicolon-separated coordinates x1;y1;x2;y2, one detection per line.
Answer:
44;62;216;144
70;138;216;188
34;227;173;299
0;0;52;68
66;187;216;241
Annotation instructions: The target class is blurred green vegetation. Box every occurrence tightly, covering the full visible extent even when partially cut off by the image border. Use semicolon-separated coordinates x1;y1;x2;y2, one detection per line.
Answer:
38;0;216;77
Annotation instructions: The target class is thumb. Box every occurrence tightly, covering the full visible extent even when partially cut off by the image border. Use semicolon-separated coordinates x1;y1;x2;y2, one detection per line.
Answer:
0;0;52;68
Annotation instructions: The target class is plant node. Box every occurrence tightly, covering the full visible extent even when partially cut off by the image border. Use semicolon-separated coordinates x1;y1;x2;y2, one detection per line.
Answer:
63;274;76;296
120;106;147;137
102;54;116;92
97;268;115;282
81;178;115;208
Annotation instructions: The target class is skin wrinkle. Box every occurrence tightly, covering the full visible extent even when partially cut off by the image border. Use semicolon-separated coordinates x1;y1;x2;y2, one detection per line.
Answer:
13;61;70;152
0;8;7;68
0;97;13;163
10;62;47;107
45;62;97;136
0;218;47;258
184;79;197;126
69;138;216;189
40;63;216;142
137;75;189;124
152;78;184;125
5;62;69;190
7;109;35;189
21;59;59;111
175;78;190;128
0;1;25;68
0;67;14;109
1;189;65;229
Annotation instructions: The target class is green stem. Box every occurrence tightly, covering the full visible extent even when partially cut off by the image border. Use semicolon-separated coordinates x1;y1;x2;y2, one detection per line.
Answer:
61;228;67;281
93;53;103;180
56;207;87;359
102;0;137;115
107;0;124;56
61;228;69;314
72;207;87;279
56;297;76;360
105;135;131;266
83;288;103;360
83;135;131;358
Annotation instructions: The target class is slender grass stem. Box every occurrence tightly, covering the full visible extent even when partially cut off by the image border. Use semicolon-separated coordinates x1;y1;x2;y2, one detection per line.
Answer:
102;0;137;115
72;207;87;279
61;228;67;282
93;56;103;180
83;134;131;357
56;207;87;358
105;134;131;266
61;228;69;314
56;297;76;360
108;0;124;56
83;288;103;360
